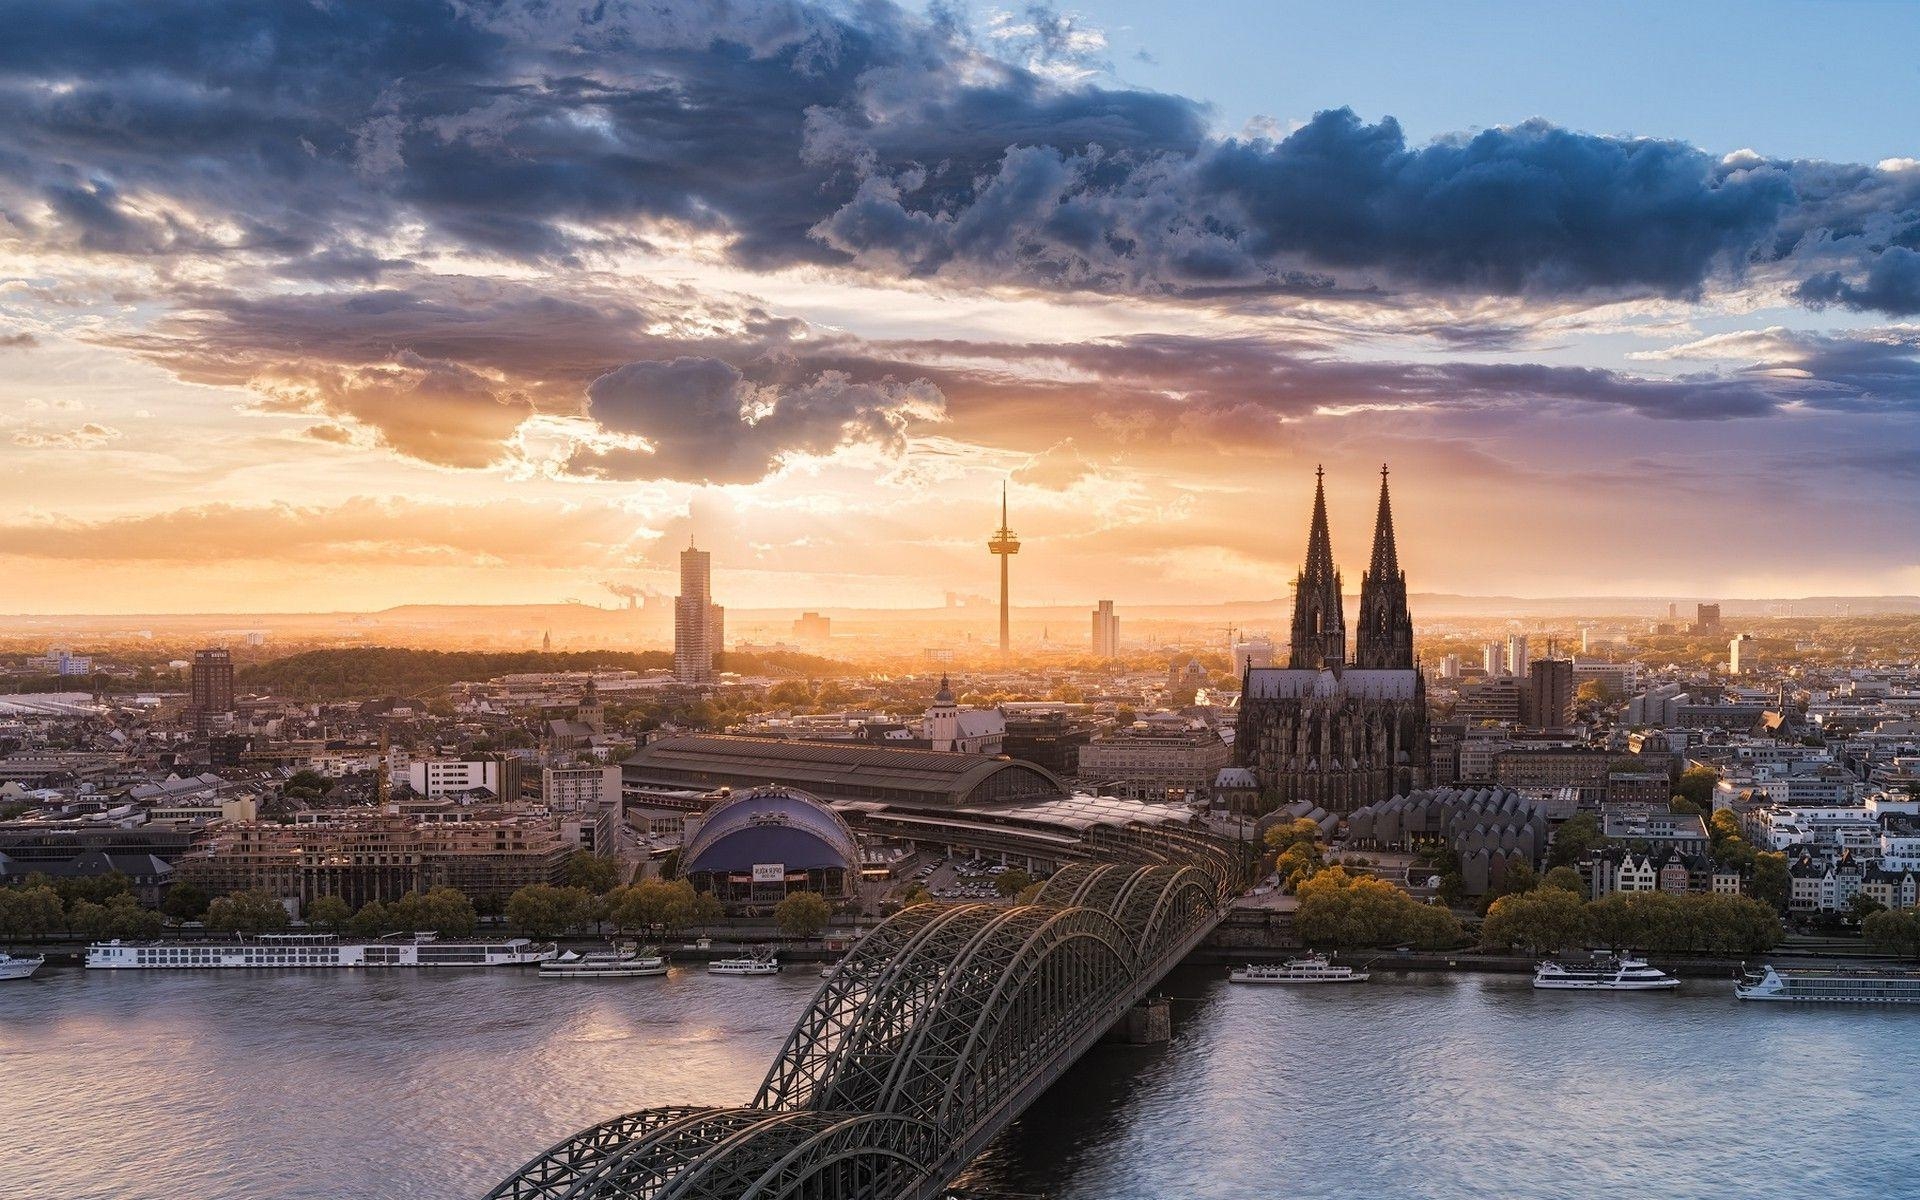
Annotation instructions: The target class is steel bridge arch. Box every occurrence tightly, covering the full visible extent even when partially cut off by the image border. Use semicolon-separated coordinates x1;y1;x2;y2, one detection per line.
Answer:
485;827;1250;1200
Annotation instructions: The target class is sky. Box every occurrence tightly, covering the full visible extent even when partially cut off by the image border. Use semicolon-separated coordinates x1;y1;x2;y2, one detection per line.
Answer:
2;0;1919;614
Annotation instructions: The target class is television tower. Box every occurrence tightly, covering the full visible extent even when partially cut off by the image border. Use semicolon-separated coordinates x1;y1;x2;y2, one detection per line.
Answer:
988;481;1020;657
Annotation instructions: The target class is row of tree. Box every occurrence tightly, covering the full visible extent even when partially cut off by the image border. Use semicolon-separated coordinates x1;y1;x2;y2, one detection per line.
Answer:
1863;906;1920;958
1481;879;1781;955
0;885;169;940
1292;868;1463;950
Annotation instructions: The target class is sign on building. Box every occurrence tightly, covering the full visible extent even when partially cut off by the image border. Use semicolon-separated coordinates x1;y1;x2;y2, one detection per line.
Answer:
752;863;786;883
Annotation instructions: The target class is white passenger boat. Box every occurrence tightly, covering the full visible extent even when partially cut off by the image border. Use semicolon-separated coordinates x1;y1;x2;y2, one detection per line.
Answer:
85;933;556;970
1229;952;1369;984
1533;955;1679;991
708;949;780;976
541;945;668;978
0;950;45;981
1736;964;1920;1003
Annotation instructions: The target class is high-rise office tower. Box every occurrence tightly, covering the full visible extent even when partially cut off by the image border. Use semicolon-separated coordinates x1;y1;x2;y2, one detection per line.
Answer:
190;648;235;715
674;542;723;683
1729;633;1753;675
988;482;1019;657
1483;641;1506;677
1506;634;1530;678
1525;658;1574;727
1091;600;1119;659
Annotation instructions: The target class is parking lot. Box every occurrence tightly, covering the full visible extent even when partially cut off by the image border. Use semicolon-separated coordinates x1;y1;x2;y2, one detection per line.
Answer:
898;852;1020;903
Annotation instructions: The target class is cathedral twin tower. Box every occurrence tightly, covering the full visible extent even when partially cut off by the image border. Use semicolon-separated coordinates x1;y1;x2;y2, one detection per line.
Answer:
1236;466;1430;813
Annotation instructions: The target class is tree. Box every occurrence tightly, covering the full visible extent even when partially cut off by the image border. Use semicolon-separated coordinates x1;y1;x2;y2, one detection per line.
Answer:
563;852;624;895
1751;852;1791;912
506;884;597;937
103;893;162;939
1847;893;1886;925
66;899;114;939
307;895;353;932
1864;907;1920;959
1275;842;1323;892
993;869;1032;898
162;882;210;922
1293;868;1461;950
773;891;833;939
205;889;290;933
1495;863;1538;899
1263;818;1322;853
0;885;64;940
347;900;390;938
900;883;933;907
1575;679;1610;705
1547;813;1604;868
1541;866;1585;894
1674;766;1719;809
609;879;685;932
1669;796;1705;816
1482;887;1587;953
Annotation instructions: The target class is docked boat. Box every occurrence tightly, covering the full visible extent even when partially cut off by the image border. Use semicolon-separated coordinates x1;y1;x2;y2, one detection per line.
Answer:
1735;964;1920;1003
1229;952;1369;984
0;950;45;981
540;945;668;978
1534;955;1679;991
708;949;780;976
86;933;556;970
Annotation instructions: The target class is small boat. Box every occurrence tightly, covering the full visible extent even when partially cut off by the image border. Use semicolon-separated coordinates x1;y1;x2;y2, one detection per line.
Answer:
708;948;780;976
1736;964;1920;1003
1534;955;1678;991
540;944;668;979
0;950;45;981
1229;952;1369;984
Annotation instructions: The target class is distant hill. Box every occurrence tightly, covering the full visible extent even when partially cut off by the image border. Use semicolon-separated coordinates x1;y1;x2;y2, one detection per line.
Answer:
237;646;850;699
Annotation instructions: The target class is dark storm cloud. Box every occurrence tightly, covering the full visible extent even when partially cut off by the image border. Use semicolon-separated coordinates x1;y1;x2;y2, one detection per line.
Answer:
109;276;943;476
566;356;942;484
1797;246;1920;315
5;0;1918;310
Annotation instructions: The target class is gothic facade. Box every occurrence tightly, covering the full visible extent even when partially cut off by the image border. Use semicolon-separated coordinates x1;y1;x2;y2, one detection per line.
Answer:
1235;467;1430;813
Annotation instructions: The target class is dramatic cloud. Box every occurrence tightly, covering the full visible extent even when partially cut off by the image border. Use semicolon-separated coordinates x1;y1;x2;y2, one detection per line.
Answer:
567;357;944;484
3;0;1917;310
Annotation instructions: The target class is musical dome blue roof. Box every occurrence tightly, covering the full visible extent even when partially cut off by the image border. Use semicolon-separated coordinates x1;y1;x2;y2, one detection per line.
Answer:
682;786;861;875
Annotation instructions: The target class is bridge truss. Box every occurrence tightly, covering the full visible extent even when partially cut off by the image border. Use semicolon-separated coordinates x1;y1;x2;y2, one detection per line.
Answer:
484;835;1246;1200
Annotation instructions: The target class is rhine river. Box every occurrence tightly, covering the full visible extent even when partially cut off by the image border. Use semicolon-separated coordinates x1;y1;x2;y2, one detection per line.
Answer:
5;962;1918;1199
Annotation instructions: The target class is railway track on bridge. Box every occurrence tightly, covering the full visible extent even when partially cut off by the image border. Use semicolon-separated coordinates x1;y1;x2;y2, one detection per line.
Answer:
483;829;1249;1200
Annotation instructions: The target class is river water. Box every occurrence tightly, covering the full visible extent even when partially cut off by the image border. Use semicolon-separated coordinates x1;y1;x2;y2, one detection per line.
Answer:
4;963;1914;1199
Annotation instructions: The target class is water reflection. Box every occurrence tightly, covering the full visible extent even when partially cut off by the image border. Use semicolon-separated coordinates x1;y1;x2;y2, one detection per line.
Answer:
6;963;1920;1200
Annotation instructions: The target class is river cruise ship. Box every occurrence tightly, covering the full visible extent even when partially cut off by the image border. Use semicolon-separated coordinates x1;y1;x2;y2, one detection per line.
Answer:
708;948;780;976
541;945;668;978
1735;964;1920;1003
1534;956;1679;991
1229;952;1369;984
0;950;45;981
86;933;555;970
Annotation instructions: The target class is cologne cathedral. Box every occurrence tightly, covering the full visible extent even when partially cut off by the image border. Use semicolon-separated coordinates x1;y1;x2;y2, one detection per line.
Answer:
1234;466;1430;813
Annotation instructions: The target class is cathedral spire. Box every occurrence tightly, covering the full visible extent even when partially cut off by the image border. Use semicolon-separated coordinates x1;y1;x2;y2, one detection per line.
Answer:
1355;463;1415;669
1289;465;1346;669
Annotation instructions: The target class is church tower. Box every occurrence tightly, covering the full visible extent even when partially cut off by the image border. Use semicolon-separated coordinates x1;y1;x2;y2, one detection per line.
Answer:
1354;465;1415;670
576;677;605;736
927;674;959;752
1288;466;1346;670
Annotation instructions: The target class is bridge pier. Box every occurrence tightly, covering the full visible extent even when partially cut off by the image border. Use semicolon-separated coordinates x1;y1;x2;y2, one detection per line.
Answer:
1105;995;1171;1045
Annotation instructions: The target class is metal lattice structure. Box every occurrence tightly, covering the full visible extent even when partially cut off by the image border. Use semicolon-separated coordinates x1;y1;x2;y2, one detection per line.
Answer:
485;833;1247;1200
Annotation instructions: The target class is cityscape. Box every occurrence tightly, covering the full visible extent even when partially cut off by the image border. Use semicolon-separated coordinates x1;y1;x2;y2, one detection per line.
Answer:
7;2;1920;1199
